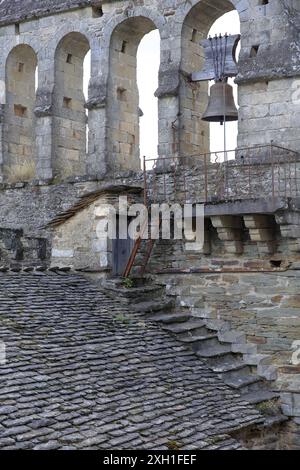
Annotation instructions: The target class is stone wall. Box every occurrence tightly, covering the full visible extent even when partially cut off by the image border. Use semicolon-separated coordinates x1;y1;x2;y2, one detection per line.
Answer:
50;189;141;271
0;146;299;238
0;227;48;268
53;32;90;179
238;79;300;152
107;16;155;172
3;44;37;182
152;267;300;425
51;196;110;271
156;269;300;369
0;178;128;236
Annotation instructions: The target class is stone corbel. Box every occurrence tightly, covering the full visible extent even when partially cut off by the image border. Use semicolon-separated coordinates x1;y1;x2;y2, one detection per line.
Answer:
85;77;107;110
155;66;180;99
34;88;53;118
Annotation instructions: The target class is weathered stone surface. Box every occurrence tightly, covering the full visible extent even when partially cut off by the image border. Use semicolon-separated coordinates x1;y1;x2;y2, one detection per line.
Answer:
0;272;265;450
0;1;92;26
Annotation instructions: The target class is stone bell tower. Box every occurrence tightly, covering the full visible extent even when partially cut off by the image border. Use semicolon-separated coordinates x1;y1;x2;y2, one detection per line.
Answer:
0;1;298;184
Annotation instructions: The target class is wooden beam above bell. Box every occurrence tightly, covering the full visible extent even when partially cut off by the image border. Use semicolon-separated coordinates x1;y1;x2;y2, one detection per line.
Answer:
191;34;241;82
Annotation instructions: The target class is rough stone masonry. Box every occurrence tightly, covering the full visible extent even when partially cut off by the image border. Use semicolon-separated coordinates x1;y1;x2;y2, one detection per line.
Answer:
0;0;300;450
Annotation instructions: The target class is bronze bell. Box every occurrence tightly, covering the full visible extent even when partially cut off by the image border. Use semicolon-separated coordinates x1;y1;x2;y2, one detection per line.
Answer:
202;82;238;123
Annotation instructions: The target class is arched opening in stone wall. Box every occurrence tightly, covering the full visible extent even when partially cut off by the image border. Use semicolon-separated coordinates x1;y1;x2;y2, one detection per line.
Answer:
181;0;240;160
4;45;38;183
107;17;160;172
83;50;91;154
208;11;240;156
137;30;160;165
53;32;90;179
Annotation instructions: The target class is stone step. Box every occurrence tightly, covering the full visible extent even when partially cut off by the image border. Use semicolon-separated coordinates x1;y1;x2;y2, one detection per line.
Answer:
148;311;191;324
133;299;174;314
221;365;254;382
180;333;221;353
203;318;231;333
196;345;233;359
243;354;272;366
224;374;263;394
107;286;164;298
241;390;280;405
103;277;149;288
210;360;248;374
262;415;289;428
178;327;214;341
211;360;253;381
102;281;164;301
163;320;206;334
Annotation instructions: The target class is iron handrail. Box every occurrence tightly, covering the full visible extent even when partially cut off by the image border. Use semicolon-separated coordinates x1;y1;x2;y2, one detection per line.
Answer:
144;143;300;165
144;143;300;205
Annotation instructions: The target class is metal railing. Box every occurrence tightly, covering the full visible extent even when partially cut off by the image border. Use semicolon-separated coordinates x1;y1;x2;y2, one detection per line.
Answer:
144;143;300;206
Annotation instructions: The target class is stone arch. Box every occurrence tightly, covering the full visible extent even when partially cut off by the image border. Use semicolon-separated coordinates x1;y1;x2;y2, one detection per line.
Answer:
48;24;100;84
102;7;166;51
179;0;241;157
53;32;90;179
4;44;38;182
177;0;249;28
107;15;161;172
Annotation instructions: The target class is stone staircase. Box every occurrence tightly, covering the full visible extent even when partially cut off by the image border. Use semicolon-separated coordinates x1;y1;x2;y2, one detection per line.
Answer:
102;277;285;418
0;227;49;269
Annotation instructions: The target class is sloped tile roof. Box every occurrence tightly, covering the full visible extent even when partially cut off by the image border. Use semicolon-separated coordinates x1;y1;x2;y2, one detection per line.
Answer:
0;272;263;450
0;0;93;26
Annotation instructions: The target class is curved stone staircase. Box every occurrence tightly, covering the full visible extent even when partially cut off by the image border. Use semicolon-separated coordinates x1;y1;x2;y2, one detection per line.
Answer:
102;277;287;429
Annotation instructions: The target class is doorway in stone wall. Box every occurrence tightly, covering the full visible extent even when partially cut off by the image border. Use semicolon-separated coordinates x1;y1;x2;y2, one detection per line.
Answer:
112;215;134;277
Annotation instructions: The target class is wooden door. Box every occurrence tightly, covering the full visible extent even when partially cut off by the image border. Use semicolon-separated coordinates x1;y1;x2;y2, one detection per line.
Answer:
112;216;134;276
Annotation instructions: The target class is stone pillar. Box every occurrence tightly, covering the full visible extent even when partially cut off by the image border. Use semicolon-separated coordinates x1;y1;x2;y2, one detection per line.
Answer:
34;88;54;181
155;65;180;165
85;76;108;177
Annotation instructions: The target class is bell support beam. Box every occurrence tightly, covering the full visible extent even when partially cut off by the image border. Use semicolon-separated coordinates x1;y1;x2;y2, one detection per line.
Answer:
191;34;240;83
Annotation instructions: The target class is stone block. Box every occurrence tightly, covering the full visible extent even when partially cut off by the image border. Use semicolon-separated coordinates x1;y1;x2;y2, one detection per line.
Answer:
185;241;210;254
287;239;300;253
223;241;244;255
231;343;257;355
257;241;277;255
249;229;275;242
52;249;74;258
217;228;243;241
280;225;300;239
244;215;274;229
211;216;243;229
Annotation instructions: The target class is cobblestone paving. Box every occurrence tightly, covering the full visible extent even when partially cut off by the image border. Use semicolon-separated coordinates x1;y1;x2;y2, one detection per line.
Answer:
0;272;263;450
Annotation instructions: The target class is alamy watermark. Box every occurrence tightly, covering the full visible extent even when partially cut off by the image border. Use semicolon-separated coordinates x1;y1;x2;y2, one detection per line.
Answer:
95;197;205;249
